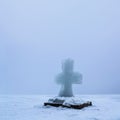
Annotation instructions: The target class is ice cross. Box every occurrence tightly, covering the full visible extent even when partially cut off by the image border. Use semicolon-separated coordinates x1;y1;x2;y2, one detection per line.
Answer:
56;59;82;97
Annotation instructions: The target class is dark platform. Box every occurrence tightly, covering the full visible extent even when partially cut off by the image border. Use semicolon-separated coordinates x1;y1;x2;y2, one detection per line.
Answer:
44;99;92;109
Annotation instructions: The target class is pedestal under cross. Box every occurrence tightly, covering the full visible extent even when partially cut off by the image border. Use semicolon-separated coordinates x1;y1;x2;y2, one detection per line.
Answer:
56;59;82;97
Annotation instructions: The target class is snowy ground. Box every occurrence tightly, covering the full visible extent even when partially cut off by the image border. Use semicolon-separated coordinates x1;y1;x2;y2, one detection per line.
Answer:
0;95;120;120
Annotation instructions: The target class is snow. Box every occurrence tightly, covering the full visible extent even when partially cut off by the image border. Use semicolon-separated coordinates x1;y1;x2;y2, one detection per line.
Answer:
0;95;120;120
48;96;86;105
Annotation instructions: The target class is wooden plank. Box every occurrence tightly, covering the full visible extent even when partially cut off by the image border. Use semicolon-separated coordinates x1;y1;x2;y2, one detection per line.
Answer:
44;101;92;109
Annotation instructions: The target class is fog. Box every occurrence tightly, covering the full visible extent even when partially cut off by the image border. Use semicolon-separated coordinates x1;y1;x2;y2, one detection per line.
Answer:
0;0;120;94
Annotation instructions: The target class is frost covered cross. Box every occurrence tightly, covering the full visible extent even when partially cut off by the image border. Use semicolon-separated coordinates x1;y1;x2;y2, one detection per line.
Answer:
56;59;82;97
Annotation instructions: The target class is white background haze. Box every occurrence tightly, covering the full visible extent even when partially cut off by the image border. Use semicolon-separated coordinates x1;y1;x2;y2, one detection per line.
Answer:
0;0;120;94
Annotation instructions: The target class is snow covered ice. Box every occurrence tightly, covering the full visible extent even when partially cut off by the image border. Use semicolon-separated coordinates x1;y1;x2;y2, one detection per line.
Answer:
0;95;120;120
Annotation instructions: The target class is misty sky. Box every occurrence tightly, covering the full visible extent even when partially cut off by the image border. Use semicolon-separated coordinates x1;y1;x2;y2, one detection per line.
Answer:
0;0;120;94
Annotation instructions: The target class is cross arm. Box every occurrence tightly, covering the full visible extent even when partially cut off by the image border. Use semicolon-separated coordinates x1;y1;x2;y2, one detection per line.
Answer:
72;72;82;84
55;73;64;84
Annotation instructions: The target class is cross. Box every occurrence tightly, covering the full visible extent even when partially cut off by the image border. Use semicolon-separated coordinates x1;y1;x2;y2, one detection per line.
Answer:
56;59;82;97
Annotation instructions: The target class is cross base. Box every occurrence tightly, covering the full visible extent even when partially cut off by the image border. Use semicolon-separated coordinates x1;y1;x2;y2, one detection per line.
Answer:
44;98;92;109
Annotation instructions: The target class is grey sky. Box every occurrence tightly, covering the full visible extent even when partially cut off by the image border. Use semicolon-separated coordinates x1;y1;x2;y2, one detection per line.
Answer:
0;0;120;94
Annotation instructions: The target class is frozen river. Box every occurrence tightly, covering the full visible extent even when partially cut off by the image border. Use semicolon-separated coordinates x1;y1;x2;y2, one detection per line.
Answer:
0;95;120;120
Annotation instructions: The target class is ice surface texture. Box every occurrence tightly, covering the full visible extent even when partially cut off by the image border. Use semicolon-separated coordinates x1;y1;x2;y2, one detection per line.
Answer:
56;59;82;97
1;95;120;120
